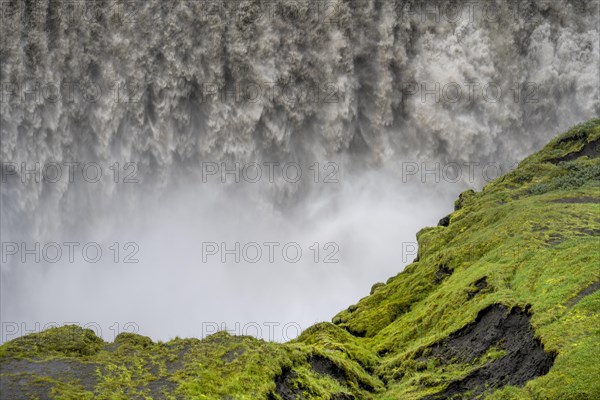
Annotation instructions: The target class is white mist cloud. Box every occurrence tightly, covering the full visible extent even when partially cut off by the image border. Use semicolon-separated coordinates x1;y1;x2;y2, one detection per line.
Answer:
1;169;464;343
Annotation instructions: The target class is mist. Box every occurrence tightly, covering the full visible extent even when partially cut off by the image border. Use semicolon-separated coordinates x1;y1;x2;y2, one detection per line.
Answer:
1;0;599;343
2;164;469;342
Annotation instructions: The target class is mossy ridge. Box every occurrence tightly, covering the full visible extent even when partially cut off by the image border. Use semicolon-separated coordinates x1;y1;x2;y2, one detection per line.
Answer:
331;118;600;399
1;118;599;399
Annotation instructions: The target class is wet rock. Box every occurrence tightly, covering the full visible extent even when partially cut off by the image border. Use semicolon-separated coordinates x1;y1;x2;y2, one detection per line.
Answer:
433;264;453;284
438;215;451;227
273;368;302;400
0;359;98;399
221;347;246;363
310;355;346;382
466;277;488;300
424;304;556;399
566;280;600;307
549;138;599;163
551;196;600;204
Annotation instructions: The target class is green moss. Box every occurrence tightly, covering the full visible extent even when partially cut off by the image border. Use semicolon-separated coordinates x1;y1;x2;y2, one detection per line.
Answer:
0;325;105;359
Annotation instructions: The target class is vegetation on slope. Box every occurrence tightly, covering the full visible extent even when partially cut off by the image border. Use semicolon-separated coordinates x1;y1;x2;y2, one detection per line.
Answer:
1;119;599;399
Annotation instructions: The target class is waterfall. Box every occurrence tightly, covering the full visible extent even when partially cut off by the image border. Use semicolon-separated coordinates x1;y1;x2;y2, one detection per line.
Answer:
1;0;598;341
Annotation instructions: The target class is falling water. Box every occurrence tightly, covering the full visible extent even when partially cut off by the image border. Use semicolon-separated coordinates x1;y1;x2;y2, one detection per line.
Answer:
1;0;598;341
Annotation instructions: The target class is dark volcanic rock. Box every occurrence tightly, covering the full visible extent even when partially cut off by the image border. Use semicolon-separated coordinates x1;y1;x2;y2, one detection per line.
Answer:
455;190;476;211
0;359;98;400
551;196;600;204
432;264;453;284
310;355;346;382
549;138;599;163
272;367;302;400
566;279;600;307
438;215;451;227
424;304;556;399
467;277;488;300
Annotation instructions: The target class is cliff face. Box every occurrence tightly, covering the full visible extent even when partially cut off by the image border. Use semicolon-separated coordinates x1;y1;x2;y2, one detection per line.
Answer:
1;118;599;399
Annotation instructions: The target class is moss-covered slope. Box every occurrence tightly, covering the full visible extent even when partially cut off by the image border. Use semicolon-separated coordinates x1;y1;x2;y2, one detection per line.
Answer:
1;119;599;399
